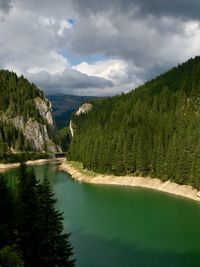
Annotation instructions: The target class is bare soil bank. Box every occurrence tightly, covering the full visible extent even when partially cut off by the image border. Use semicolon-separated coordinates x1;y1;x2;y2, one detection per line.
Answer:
59;159;200;202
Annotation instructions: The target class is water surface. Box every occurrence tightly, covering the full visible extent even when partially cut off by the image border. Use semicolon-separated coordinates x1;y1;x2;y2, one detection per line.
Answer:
5;164;200;267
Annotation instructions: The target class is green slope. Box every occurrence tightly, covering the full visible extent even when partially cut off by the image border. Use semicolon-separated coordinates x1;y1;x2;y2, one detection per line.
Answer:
0;70;44;121
68;56;200;189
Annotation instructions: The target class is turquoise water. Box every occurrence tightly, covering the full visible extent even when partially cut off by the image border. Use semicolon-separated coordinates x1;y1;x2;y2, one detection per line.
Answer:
5;164;200;267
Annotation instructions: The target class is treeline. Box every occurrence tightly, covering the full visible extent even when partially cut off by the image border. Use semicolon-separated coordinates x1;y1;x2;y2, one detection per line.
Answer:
0;152;49;163
0;122;30;154
68;57;200;190
0;164;75;266
58;127;71;151
0;70;44;122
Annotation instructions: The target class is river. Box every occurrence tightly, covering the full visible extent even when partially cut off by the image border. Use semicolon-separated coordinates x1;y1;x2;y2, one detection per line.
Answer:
5;163;200;267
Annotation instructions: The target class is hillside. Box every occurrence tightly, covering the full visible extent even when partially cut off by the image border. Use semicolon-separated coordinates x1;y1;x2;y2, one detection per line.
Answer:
0;70;61;154
68;56;200;190
48;94;99;129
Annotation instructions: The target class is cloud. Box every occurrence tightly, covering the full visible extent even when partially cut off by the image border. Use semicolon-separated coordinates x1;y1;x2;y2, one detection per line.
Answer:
57;19;73;36
26;69;114;96
0;0;13;19
73;0;200;21
73;59;128;81
65;3;200;84
0;2;71;74
0;0;12;13
67;9;200;67
73;59;143;94
0;0;200;96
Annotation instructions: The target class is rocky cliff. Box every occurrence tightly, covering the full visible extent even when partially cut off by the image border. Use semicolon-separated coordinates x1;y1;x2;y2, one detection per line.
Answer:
0;97;61;152
34;97;54;127
70;103;93;137
0;70;61;153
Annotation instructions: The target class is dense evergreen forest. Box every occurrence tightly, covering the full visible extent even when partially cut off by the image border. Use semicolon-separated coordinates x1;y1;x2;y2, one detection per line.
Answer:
0;70;44;121
0;152;49;164
0;122;30;153
0;164;75;266
68;57;200;189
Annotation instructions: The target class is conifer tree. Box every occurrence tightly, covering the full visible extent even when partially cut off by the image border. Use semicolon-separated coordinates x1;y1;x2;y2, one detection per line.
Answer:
16;163;75;267
36;177;75;267
0;174;16;248
17;164;40;267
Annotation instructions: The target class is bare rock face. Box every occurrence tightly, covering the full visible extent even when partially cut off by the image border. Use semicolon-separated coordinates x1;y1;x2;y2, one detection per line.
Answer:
69;120;75;137
34;97;54;126
0;96;61;153
30;96;61;152
5;115;61;153
24;118;60;152
75;103;93;116
70;103;93;137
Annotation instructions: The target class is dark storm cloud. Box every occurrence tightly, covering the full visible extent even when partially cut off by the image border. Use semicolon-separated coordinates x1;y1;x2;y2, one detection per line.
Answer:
0;0;12;13
74;0;200;20
134;0;200;20
27;69;114;95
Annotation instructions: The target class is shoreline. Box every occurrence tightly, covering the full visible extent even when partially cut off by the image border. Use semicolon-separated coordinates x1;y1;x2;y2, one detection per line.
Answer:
59;159;200;202
0;158;64;173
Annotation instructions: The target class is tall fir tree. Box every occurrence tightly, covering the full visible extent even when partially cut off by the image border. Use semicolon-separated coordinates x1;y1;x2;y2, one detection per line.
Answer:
36;177;75;267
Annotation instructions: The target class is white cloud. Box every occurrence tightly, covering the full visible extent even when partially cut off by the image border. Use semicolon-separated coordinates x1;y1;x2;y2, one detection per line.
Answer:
73;59;142;94
0;3;70;75
0;0;200;96
73;59;127;80
39;16;56;27
58;19;73;36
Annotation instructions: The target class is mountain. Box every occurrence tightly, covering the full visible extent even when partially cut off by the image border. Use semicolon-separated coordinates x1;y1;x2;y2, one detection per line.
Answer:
48;94;100;129
0;70;61;154
68;56;200;190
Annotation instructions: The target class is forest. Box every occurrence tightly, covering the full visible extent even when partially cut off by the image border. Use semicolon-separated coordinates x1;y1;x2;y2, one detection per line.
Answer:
0;163;75;267
68;57;200;190
0;122;29;154
0;70;44;121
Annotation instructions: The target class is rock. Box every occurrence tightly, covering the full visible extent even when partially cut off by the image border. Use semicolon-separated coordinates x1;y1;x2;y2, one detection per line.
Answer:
34;97;54;126
24;118;61;152
75;103;93;116
70;103;93;137
0;96;61;153
69;120;75;137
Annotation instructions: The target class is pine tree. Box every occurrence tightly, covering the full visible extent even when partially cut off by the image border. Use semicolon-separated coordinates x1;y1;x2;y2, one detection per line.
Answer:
0;246;24;267
17;163;75;266
36;177;75;267
17;164;41;267
0;174;16;248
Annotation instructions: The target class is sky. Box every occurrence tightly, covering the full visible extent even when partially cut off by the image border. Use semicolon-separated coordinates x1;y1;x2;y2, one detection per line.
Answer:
0;0;200;96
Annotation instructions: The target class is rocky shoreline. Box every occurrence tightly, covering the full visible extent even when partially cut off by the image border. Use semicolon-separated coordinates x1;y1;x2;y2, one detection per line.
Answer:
59;159;200;202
